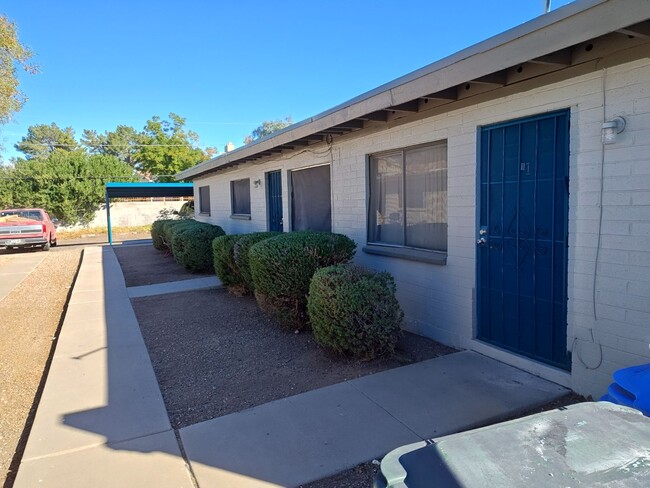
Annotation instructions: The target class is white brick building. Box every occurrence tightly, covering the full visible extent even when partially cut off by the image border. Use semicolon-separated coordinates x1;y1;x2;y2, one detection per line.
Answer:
178;0;650;398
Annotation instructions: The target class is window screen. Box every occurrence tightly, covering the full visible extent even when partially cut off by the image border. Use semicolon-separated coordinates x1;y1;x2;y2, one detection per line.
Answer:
291;165;331;232
199;186;211;215
368;142;447;251
231;179;251;215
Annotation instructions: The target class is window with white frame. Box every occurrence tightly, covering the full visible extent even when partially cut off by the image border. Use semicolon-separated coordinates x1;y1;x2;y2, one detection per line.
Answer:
291;165;331;232
230;178;251;216
198;185;211;215
368;141;447;252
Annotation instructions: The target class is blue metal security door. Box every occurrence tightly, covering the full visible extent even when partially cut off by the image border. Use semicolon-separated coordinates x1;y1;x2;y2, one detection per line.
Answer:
267;170;283;232
478;110;570;370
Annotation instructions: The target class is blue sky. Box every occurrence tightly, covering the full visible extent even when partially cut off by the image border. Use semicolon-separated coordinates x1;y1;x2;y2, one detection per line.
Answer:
2;0;574;161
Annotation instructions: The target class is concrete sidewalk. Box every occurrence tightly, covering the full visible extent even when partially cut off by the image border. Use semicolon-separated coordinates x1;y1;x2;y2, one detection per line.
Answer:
180;352;568;487
13;246;193;487
14;245;569;488
127;275;221;298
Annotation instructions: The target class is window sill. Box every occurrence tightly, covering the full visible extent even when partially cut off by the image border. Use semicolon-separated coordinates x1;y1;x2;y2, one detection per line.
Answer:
230;214;252;220
362;244;447;265
199;212;210;216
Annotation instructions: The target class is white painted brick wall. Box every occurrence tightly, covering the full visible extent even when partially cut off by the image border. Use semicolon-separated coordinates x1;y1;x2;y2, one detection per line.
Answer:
193;58;650;398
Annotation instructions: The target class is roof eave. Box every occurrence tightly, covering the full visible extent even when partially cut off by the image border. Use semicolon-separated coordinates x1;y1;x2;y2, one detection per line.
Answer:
177;0;648;181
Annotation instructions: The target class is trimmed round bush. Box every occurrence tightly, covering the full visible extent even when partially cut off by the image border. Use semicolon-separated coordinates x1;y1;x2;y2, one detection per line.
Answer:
212;234;245;291
308;264;404;359
161;219;199;250
233;232;281;293
152;219;199;251
171;222;225;272
249;231;356;328
151;219;176;250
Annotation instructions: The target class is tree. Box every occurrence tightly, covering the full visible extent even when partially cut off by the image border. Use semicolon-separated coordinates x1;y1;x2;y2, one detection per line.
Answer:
0;163;14;205
15;123;78;159
136;113;207;181
0;151;136;224
10;113;212;182
0;16;38;124
82;125;143;168
244;116;293;144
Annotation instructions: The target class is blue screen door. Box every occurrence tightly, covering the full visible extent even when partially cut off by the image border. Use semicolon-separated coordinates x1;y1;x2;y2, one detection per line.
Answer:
267;170;283;232
478;110;570;370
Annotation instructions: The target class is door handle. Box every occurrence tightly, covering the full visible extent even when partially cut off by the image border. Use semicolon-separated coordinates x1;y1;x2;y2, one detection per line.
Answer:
477;237;487;246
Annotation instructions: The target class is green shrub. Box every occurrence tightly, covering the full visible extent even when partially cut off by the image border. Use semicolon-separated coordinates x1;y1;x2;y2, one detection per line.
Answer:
212;234;245;291
171;222;225;272
152;219;197;251
249;231;356;328
233;232;281;293
151;219;176;250
308;264;403;359
161;219;198;250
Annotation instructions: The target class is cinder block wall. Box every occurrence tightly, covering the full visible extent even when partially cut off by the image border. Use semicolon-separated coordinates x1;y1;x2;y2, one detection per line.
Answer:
62;201;187;229
194;58;650;398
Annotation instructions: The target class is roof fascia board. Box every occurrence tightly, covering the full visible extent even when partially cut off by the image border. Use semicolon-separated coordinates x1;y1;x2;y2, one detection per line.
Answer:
389;0;648;104
106;182;193;188
178;0;649;181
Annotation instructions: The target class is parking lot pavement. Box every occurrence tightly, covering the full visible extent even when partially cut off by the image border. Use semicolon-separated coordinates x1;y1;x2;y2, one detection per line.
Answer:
0;250;46;303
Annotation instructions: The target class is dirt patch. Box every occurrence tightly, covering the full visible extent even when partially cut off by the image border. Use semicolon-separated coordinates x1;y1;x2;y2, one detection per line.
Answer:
0;249;81;487
113;244;211;287
56;225;151;241
131;288;456;429
303;393;587;488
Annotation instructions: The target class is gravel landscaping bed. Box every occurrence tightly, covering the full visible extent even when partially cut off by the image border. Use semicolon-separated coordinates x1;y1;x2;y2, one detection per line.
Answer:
113;243;211;287
0;249;81;487
131;287;456;429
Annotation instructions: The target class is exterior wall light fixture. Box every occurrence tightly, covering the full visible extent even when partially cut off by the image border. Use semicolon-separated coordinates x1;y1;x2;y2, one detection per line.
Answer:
253;179;262;188
602;116;626;145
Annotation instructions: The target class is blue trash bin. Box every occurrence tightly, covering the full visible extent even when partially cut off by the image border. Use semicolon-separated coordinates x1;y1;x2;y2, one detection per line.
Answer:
600;362;650;416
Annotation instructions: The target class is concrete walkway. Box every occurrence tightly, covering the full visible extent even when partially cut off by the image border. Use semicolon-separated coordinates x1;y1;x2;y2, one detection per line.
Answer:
13;247;193;487
14;245;569;488
180;352;568;487
0;251;46;303
127;276;221;298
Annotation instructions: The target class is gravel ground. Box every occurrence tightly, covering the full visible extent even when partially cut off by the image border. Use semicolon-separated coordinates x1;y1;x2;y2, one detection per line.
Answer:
131;288;456;429
0;249;81;487
113;244;211;287
121;244;585;488
302;393;587;488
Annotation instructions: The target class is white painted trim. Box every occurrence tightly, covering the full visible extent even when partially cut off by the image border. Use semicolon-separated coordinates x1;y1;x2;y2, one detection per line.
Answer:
289;162;331;172
469;339;572;388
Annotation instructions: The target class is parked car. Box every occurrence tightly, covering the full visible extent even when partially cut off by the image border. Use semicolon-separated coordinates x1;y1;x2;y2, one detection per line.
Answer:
179;200;194;218
0;208;58;251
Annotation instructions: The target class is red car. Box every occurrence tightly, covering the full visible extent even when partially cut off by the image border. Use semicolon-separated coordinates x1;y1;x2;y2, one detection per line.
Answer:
0;208;58;251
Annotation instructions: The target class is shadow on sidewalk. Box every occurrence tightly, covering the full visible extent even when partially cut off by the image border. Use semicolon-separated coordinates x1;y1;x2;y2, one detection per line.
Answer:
59;246;289;486
57;246;569;488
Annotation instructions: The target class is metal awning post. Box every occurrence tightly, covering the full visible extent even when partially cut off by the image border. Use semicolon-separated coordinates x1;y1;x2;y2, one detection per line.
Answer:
106;189;113;245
